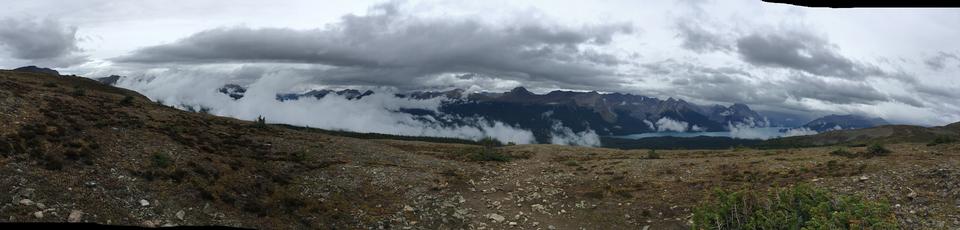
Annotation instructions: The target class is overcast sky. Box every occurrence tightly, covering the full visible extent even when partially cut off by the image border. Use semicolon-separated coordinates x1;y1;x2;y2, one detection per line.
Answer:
2;0;959;126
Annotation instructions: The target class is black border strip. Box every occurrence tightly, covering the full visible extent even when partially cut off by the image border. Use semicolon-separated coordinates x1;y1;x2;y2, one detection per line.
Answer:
763;0;960;8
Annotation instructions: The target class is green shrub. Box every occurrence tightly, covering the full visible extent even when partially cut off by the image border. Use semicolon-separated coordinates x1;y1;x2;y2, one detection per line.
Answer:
927;136;956;146
646;149;660;159
829;148;855;158
152;153;172;168
292;151;308;162
469;147;509;162
254;115;268;129
468;137;508;162
478;137;503;148
866;144;891;157
72;87;86;96
120;95;135;106
692;184;898;230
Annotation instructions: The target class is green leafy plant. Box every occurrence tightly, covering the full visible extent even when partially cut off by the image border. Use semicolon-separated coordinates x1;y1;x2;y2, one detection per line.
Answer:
152;152;172;168
692;184;898;230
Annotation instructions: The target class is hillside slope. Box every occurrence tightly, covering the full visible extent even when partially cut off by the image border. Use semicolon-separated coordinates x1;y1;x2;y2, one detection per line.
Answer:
1;70;959;229
763;123;960;148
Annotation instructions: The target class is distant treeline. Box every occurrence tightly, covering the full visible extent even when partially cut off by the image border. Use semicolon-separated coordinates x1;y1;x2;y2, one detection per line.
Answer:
601;136;765;150
275;123;816;150
274;124;482;145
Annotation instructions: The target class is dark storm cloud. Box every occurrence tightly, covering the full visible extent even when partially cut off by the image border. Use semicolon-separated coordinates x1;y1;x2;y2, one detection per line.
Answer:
641;60;789;106
0;18;88;67
924;51;959;70
641;59;900;109
735;31;884;79
674;19;731;53
781;74;888;105
115;2;634;88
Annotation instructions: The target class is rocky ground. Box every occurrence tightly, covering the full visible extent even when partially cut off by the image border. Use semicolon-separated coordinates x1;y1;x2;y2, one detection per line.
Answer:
1;71;959;229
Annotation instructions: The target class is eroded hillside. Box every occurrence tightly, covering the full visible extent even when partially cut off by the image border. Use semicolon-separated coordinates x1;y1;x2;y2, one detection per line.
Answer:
1;71;959;229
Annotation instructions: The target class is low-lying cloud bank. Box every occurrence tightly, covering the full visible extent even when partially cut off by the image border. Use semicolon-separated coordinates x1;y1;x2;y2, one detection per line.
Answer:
113;67;604;146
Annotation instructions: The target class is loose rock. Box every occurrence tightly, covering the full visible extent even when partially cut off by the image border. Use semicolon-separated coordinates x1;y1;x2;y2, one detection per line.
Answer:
486;213;505;223
68;210;83;223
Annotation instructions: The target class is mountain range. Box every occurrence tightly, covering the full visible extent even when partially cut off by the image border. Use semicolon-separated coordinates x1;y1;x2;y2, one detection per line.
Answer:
88;73;896;142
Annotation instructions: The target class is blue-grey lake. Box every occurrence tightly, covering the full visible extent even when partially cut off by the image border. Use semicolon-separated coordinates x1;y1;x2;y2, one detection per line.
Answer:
612;127;813;140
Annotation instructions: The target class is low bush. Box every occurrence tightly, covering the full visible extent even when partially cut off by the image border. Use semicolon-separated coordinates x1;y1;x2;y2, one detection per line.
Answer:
120;95;135;106
828;148;855;158
866;144;891;157
72;87;86;96
646;149;660;159
478;137;503;148
927;135;956;146
692;184;898;229
152;152;173;168
254;115;268;129
469;147;510;162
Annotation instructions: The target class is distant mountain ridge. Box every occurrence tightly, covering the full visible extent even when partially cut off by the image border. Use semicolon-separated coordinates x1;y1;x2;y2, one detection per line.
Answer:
803;114;889;132
12;66;60;76
87;72;910;142
200;84;770;142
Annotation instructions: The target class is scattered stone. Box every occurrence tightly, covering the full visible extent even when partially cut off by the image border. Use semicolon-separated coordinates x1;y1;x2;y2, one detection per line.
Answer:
36;203;46;209
18;199;34;206
176;210;185;220
532;222;539;227
33;211;43;219
19;188;35;198
403;205;414;212
548;225;557;230
67;210;83;223
859;176;869;181
142;220;156;228
139;199;150;207
84;181;97;187
508;221;517;226
907;188;918;199
486;213;505;223
642;225;650;230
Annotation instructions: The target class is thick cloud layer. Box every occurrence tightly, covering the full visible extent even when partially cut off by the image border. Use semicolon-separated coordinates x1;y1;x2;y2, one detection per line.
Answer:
3;0;954;127
115;2;633;89
0;18;87;67
110;66;604;145
925;51;959;71
735;31;883;79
